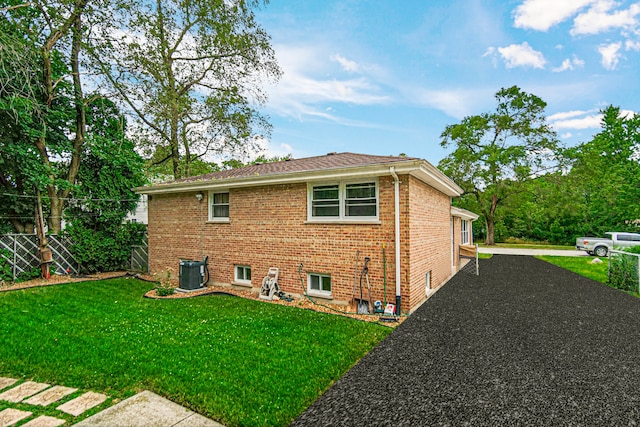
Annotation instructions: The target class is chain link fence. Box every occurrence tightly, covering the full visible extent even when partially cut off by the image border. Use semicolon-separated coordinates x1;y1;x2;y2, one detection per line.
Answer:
608;249;640;294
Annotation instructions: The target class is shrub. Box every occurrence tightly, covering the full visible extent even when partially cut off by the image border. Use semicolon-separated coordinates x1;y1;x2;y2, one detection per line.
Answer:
66;223;147;274
0;249;12;283
608;247;640;293
156;286;175;296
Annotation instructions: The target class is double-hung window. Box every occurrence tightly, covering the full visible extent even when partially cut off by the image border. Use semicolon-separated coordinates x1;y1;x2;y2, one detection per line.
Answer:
309;180;378;221
209;191;229;221
461;220;470;244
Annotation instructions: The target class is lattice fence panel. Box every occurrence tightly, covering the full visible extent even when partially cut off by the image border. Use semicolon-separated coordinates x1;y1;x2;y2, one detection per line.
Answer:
49;236;79;275
459;244;479;276
0;234;79;281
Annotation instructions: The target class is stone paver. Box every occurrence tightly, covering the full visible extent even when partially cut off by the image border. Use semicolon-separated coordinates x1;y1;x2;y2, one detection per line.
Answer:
21;415;66;427
0;408;32;426
74;390;224;427
0;381;50;403
56;391;107;416
23;386;77;406
0;378;17;391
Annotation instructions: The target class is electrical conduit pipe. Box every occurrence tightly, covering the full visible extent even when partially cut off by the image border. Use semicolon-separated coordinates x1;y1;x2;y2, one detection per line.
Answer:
390;167;401;314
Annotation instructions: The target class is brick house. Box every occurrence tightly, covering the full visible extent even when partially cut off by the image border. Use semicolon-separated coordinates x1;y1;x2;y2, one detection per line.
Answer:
137;152;477;314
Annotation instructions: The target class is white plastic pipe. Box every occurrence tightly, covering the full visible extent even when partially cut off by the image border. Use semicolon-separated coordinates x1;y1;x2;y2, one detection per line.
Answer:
390;167;401;306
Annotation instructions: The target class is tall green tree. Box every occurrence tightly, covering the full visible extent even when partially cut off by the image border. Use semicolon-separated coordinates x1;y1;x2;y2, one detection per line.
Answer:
93;0;281;179
0;0;90;234
65;97;147;272
439;86;561;245
566;106;640;235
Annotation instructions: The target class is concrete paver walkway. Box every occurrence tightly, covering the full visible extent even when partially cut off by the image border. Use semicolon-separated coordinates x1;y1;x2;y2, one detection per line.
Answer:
74;390;224;427
0;376;223;426
292;255;640;425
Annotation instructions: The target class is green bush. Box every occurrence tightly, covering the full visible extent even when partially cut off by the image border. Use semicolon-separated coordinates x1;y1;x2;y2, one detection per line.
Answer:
0;249;12;283
16;267;41;283
608;247;640;293
156;286;175;296
66;223;146;274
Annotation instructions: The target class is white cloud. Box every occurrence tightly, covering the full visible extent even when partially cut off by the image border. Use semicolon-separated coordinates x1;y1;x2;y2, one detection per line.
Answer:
331;54;360;73
550;108;638;131
627;39;640;50
495;42;546;69
549;110;603;130
598;42;623;69
571;1;640;35
411;87;493;119
265;44;389;122
513;0;596;31
548;109;597;121
552;55;586;72
561;132;574;138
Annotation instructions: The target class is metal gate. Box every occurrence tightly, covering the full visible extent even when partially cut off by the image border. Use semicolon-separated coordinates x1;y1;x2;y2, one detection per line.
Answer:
130;234;149;273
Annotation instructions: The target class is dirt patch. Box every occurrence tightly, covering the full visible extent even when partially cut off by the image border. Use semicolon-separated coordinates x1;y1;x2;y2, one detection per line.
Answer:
143;283;403;326
0;271;131;292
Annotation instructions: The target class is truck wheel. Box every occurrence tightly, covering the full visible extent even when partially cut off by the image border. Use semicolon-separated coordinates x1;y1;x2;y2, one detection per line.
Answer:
594;246;608;257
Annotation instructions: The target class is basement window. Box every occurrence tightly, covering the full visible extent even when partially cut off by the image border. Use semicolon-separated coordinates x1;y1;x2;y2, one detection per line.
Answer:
209;191;229;222
308;273;331;298
234;265;251;285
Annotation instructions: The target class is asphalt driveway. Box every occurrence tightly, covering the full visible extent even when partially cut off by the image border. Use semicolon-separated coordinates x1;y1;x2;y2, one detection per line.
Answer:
292;255;640;426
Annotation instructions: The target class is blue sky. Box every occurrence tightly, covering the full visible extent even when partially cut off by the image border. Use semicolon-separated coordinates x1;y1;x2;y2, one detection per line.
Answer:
254;0;640;165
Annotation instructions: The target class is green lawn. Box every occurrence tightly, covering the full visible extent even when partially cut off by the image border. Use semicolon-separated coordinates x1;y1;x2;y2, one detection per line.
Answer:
536;256;608;284
0;278;391;426
481;243;575;250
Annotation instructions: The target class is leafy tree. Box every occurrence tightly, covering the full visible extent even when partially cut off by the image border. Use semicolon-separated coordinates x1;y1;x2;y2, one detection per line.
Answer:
565;106;640;236
93;0;281;179
64;97;147;272
0;0;90;234
439;86;561;245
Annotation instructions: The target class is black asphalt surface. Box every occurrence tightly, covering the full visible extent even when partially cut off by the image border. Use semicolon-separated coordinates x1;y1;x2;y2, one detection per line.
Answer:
291;255;640;426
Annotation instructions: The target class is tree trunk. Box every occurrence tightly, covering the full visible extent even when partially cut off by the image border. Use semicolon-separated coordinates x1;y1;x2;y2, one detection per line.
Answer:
484;194;499;245
485;218;495;245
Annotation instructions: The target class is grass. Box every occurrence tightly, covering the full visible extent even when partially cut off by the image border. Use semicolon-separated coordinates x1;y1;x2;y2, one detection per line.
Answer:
481;243;575;250
536;256;608;284
537;255;640;298
0;278;391;426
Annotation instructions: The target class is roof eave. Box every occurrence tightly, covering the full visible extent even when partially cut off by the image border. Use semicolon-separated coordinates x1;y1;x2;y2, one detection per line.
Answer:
134;160;417;195
451;206;480;221
134;158;463;197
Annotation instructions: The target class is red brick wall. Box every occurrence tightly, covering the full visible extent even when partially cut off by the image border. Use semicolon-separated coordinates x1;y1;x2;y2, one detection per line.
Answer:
406;176;453;311
147;174;455;313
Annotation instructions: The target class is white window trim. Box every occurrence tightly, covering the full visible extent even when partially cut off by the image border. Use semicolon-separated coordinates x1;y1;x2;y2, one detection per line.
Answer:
306;178;379;223
461;220;470;245
233;265;252;286
208;190;230;223
307;272;332;298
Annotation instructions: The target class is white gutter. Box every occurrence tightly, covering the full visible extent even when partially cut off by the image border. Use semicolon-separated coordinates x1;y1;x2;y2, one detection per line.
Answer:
390;167;402;313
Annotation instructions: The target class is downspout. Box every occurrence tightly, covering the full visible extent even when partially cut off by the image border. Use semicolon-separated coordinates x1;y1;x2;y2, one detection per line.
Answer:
390;167;402;314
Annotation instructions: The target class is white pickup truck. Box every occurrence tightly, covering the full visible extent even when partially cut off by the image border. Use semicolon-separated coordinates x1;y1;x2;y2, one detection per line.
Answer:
576;232;640;257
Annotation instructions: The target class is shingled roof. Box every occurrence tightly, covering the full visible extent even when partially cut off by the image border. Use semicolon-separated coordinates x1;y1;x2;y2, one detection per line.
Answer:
175;152;419;183
137;152;463;196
